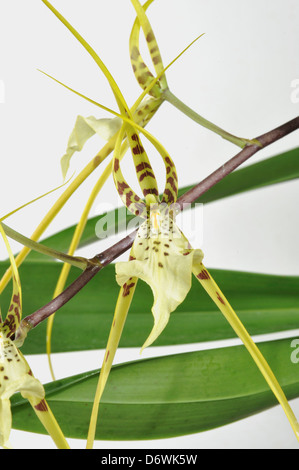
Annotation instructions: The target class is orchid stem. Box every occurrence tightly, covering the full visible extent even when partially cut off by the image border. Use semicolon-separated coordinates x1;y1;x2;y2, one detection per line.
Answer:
178;116;299;207
1;223;87;270
163;88;259;148
20;230;137;330
17;116;299;330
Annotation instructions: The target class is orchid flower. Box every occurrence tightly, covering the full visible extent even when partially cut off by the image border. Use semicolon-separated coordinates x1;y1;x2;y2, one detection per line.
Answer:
86;116;299;447
38;0;206;381
28;0;200;383
116;198;205;351
84;105;299;447
30;1;298;449
0;223;69;449
84;48;299;453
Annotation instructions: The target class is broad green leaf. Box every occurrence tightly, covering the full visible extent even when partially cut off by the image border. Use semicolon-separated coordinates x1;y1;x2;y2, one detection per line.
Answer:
200;146;299;203
25;146;299;259
0;261;298;354
10;337;299;439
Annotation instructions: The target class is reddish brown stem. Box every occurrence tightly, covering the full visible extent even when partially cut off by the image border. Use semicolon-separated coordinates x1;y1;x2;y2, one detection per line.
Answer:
24;231;137;329
178;116;299;207
23;116;299;330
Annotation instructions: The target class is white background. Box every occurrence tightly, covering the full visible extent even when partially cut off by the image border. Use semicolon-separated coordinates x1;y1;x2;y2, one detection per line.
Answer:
0;0;299;449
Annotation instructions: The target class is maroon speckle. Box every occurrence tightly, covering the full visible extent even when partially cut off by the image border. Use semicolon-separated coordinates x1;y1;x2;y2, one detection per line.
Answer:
122;282;135;297
216;292;226;305
197;270;210;280
114;158;119;173
34;399;48;412
105;351;110;363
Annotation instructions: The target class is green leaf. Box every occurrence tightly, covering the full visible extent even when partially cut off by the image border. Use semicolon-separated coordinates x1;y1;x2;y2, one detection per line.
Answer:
1;261;298;354
11;337;299;439
199;146;299;203
25;146;299;258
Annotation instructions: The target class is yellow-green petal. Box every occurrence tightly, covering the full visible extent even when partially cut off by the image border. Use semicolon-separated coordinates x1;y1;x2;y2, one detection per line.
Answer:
0;334;44;448
0;400;12;448
61;115;122;178
115;213;203;351
0;223;22;338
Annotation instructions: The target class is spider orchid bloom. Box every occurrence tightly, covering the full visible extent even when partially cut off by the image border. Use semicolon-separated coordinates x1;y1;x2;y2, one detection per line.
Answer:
41;0;298;447
87;117;299;448
116;199;203;350
0;224;69;449
0;331;45;448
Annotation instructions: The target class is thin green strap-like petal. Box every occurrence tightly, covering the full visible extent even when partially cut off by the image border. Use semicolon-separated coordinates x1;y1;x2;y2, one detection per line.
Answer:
41;0;128;116
0;224;22;337
130;0;168;92
113;118;178;209
0;177;71;224
124;122;160;200
27;396;70;449
129;0;164;98
86;271;138;449
0;175;88;270
39;68;161;133
193;261;299;442
17;350;70;449
113;123;147;217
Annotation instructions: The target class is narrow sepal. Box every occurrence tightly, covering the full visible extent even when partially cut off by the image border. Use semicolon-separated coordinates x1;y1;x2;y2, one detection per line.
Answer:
130;0;168;94
193;261;299;442
86;250;138;449
0;224;22;337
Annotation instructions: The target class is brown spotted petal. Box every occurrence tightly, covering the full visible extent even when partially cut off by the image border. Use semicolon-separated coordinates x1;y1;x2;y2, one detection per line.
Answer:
115;216;203;351
0;332;44;448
